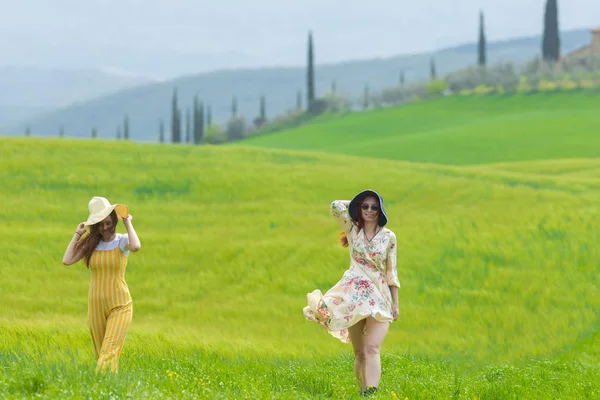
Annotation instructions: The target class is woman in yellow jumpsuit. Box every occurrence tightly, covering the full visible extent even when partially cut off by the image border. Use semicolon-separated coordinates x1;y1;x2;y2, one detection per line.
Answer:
62;196;141;374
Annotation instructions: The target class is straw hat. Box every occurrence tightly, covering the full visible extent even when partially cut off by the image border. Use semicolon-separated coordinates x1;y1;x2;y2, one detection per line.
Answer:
348;189;388;227
84;196;129;226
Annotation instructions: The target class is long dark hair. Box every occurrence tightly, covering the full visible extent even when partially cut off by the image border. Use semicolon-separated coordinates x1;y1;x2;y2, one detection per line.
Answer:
75;210;118;267
339;202;368;248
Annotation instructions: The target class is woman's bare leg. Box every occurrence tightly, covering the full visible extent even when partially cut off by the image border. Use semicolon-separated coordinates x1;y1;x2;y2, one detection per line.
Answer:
363;317;390;389
348;319;367;392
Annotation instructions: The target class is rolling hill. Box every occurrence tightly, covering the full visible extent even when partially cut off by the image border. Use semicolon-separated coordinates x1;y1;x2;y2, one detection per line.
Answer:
2;29;592;142
243;91;600;165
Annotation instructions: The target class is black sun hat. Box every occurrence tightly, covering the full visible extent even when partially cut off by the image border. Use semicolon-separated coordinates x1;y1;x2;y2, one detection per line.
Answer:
348;189;388;227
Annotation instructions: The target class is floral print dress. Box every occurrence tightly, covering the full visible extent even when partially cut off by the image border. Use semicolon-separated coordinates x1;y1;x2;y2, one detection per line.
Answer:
303;200;401;343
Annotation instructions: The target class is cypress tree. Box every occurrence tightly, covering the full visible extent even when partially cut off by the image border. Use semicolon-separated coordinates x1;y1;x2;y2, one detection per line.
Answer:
260;95;266;121
196;102;205;144
171;88;181;143
185;108;191;144
159;119;165;143
542;0;560;61
363;84;369;110
399;70;405;86
176;110;181;143
192;98;200;144
206;105;212;127
116;126;121;140
307;31;315;108
123;114;129;140
59;125;64;138
192;96;199;141
297;90;302;110
232;96;237;117
430;57;437;80
92;128;97;139
123;116;129;140
478;11;487;66
25;126;31;137
331;80;336;94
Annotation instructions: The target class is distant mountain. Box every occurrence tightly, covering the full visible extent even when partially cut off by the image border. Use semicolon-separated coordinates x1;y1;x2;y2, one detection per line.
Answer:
3;29;592;141
0;67;153;127
0;105;51;128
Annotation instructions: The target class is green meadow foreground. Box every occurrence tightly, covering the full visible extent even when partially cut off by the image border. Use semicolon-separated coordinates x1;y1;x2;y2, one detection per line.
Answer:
2;95;600;398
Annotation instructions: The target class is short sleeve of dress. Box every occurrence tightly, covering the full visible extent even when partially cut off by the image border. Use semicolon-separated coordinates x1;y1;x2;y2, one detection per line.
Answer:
330;200;353;233
386;232;401;288
119;233;131;257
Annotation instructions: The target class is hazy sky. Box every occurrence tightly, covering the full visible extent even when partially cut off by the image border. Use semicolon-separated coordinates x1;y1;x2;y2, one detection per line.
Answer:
1;0;598;78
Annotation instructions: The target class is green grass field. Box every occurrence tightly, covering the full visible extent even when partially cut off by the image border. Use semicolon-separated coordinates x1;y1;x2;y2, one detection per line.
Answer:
243;92;600;165
2;93;600;398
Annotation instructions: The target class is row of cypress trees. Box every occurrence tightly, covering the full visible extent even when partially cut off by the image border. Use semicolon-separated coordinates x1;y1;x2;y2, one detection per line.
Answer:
25;0;563;141
477;0;560;69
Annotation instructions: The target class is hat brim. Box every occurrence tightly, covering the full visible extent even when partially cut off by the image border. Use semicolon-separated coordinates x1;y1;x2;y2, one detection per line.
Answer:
84;204;129;226
348;189;388;227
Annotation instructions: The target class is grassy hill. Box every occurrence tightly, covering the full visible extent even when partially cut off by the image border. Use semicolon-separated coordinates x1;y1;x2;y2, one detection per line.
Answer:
243;91;600;165
2;29;591;142
2;128;600;397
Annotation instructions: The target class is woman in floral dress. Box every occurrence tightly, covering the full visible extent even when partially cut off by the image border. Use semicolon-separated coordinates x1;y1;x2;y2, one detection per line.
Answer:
303;189;400;396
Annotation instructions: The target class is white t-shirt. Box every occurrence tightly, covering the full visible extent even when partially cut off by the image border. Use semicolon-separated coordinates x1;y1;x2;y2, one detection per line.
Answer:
95;233;130;257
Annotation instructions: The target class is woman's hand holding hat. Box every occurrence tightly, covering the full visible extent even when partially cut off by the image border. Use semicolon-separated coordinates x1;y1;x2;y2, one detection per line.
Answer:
75;223;86;235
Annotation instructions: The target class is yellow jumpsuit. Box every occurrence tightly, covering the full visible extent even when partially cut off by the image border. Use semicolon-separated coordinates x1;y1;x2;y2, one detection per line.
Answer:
88;233;133;374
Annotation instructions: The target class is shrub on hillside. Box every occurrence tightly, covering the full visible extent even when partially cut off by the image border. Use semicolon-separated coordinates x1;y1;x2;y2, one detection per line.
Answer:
376;82;429;106
203;124;227;144
445;63;520;93
307;98;328;115
426;79;449;96
516;77;534;94
253;116;267;129
371;53;600;105
250;109;310;136
226;115;249;141
521;56;600;89
538;79;559;92
320;93;353;113
473;84;494;95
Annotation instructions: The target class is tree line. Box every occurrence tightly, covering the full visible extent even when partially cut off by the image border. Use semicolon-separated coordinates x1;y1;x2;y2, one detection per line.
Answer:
26;0;575;142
